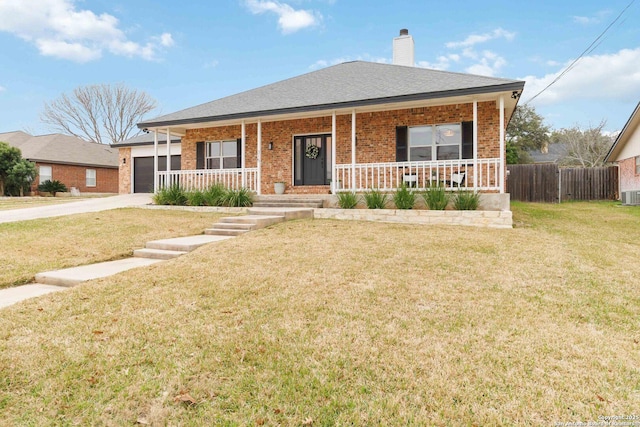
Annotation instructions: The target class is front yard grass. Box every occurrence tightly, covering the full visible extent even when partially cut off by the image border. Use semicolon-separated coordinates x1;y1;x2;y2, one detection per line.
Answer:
0;196;95;211
1;201;639;425
0;208;223;288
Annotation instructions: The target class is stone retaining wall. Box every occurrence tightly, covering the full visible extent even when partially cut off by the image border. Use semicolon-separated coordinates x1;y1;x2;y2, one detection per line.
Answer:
314;208;512;229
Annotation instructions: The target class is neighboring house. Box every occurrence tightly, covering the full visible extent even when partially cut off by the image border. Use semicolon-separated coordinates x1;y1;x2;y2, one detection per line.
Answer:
0;131;119;194
605;102;640;204
527;142;567;164
120;30;525;207
112;133;182;194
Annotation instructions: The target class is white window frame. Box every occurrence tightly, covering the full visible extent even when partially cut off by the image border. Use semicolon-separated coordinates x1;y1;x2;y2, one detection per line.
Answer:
86;169;96;187
636;156;640;175
205;140;237;169
39;165;52;184
409;123;462;161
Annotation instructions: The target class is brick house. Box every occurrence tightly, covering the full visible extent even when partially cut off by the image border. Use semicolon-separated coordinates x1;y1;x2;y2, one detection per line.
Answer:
0;131;119;194
120;31;525;207
605;102;640;204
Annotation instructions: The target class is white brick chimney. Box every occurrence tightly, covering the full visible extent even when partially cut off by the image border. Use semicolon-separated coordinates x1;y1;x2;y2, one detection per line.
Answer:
393;29;415;67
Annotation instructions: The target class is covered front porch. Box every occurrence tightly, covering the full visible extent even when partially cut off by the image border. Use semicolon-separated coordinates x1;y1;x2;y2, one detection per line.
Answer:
148;95;509;196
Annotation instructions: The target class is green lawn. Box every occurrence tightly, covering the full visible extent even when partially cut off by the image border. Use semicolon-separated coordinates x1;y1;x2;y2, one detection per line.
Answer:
0;196;95;211
1;202;639;425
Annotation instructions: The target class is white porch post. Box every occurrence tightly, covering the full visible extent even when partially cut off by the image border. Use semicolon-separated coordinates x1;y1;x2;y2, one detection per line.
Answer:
473;101;478;191
332;111;337;194
166;128;171;187
153;131;158;192
499;96;505;194
257;119;262;194
351;109;356;191
241;120;246;188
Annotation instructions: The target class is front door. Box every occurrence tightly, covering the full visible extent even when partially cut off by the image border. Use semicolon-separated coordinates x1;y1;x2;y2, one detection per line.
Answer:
294;134;331;186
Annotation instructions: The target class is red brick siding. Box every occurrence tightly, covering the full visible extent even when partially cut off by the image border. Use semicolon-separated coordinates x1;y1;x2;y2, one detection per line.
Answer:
176;101;505;194
619;156;640;192
35;162;118;193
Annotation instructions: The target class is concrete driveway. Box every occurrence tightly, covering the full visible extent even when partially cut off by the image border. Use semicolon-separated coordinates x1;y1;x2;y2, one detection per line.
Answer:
0;194;153;224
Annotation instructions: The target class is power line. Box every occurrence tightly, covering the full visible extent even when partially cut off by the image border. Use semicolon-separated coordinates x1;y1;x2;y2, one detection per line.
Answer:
524;0;636;105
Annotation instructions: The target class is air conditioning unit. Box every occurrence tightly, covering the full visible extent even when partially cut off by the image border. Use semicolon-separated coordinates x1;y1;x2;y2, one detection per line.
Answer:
621;191;640;205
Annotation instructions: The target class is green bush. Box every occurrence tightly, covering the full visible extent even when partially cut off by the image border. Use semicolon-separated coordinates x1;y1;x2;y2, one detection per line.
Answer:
336;191;359;209
186;189;207;206
153;184;187;206
37;180;67;197
364;188;388;209
423;183;450;210
223;187;253;207
453;190;480;210
203;183;227;206
393;184;416;210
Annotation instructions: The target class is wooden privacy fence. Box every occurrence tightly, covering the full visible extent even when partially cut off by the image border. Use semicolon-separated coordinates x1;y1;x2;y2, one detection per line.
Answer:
507;164;618;202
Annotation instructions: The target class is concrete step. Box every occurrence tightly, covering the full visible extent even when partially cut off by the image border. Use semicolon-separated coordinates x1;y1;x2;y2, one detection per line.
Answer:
134;248;187;260
253;201;323;208
247;208;314;221
219;215;285;229
35;258;163;287
205;228;250;236
211;222;255;231
145;234;234;252
254;196;324;203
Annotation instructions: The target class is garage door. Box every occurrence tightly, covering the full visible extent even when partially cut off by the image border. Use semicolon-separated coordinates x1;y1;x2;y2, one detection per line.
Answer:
133;155;181;193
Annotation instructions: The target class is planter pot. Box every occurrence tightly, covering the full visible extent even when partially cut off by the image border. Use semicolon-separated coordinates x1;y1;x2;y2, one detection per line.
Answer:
274;182;286;195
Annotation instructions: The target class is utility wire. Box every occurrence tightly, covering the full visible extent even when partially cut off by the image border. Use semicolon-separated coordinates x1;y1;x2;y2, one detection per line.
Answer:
524;0;636;105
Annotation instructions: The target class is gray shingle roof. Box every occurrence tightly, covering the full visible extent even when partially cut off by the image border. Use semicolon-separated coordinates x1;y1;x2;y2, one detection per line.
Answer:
111;132;181;147
0;131;118;168
139;61;525;128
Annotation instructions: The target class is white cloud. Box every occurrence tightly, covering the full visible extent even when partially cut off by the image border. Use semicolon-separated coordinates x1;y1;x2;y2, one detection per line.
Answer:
465;51;507;77
522;48;640;105
417;54;460;71
573;15;599;25
0;0;174;62
0;85;5;92
445;28;515;49
244;0;321;34
204;59;219;69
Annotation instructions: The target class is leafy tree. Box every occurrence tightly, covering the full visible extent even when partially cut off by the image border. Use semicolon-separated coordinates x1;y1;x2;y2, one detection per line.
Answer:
506;105;550;164
6;159;37;196
554;121;614;167
0;141;23;195
38;180;68;197
41;83;157;145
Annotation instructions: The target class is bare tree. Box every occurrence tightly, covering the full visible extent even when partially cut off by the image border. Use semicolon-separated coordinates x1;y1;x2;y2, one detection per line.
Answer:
554;121;614;168
41;83;157;144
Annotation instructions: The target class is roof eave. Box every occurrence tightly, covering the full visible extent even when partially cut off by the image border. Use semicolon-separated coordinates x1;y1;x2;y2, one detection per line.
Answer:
138;82;525;129
605;102;640;162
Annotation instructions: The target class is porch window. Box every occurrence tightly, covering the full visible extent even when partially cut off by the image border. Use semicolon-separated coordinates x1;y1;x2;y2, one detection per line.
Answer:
409;124;462;161
636;156;640;174
206;140;237;169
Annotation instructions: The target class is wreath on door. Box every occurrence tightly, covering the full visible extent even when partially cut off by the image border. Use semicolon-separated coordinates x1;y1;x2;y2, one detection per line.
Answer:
305;143;319;159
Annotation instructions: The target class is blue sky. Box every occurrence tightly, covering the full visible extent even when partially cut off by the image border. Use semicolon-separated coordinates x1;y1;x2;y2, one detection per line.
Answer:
1;0;639;138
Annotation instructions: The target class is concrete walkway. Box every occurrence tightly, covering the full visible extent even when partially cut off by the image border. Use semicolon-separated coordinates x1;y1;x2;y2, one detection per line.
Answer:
0;208;314;309
0;193;153;224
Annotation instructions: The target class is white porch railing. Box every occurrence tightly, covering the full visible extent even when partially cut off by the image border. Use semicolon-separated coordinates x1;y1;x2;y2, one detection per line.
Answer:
334;158;501;192
157;168;258;191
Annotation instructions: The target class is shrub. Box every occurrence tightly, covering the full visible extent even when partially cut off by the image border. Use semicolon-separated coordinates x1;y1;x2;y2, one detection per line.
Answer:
186;189;207;206
423;183;450;210
153;184;187;206
393;184;416;209
223;187;253;207
37;180;67;197
336;191;359;209
453;190;480;210
364;188;388;209
203;183;227;206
